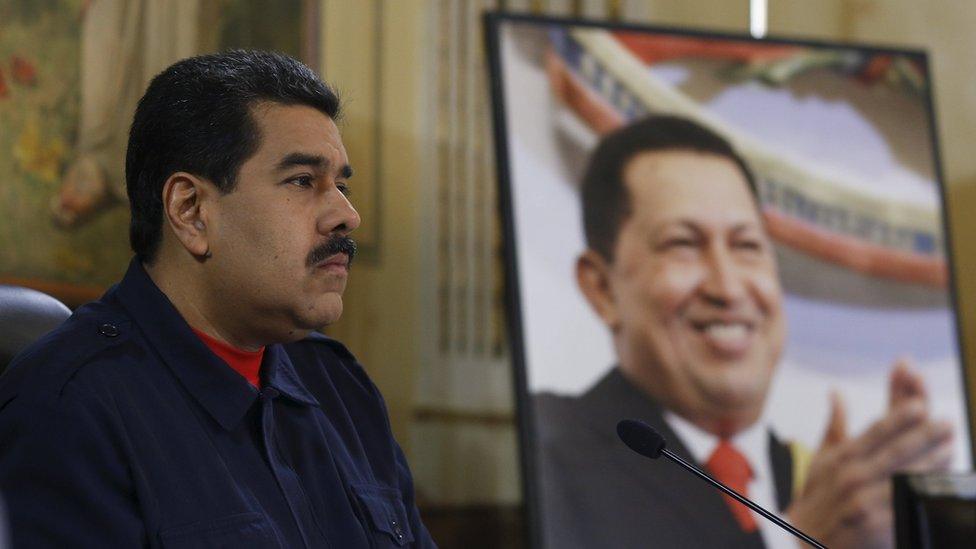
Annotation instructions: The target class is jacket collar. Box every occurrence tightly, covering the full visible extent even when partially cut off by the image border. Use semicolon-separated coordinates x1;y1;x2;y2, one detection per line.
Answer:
115;259;319;430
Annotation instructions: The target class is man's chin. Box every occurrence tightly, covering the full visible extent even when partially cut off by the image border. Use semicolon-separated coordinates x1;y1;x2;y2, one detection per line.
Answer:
692;360;769;396
706;378;769;414
301;296;344;329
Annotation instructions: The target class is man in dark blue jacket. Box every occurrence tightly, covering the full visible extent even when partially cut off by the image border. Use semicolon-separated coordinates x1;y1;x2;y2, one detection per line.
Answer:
0;50;436;548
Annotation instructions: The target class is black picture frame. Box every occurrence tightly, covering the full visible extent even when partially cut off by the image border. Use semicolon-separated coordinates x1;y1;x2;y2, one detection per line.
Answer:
484;10;973;548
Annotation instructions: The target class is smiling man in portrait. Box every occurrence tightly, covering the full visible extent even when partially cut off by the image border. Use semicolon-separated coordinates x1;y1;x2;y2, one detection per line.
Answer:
534;115;953;549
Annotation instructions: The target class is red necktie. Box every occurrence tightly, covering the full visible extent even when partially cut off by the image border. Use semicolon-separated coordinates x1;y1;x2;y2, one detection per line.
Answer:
705;440;757;533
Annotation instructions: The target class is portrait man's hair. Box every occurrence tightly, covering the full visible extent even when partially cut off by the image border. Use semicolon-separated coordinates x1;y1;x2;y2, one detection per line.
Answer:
125;50;341;263
580;115;758;261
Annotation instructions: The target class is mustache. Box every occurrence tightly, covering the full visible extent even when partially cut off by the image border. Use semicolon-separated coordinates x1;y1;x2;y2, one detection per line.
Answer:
306;235;357;268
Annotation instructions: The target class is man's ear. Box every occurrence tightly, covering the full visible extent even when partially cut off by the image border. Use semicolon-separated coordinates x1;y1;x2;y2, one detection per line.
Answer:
576;249;620;331
160;172;212;258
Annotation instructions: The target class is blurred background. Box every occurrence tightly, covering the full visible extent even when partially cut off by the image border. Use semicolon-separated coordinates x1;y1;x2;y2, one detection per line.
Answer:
1;1;975;547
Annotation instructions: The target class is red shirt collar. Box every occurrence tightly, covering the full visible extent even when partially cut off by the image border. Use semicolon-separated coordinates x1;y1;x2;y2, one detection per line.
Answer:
190;327;264;388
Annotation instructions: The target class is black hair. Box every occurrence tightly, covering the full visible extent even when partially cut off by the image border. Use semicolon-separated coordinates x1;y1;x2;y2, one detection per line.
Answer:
125;50;341;263
580;115;758;261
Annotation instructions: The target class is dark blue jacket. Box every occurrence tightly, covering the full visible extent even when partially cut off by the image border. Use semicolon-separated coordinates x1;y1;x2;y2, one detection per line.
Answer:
0;260;436;548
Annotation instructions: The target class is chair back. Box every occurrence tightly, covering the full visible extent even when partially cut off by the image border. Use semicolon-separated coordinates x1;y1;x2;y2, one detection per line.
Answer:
0;285;71;374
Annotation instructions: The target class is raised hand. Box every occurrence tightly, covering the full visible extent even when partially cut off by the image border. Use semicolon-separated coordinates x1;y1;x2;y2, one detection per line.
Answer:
786;363;953;548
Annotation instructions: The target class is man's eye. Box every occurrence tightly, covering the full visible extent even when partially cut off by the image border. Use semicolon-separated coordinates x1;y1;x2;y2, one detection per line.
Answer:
336;182;351;196
662;238;697;248
288;175;314;188
734;240;763;251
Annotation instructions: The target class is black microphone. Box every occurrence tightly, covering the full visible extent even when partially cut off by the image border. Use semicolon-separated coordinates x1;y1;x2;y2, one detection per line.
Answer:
616;419;827;549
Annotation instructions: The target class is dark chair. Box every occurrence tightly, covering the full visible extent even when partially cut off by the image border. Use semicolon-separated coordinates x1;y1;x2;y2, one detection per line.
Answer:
0;285;72;374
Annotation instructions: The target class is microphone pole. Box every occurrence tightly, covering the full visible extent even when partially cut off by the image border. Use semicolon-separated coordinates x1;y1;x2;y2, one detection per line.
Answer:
617;419;827;549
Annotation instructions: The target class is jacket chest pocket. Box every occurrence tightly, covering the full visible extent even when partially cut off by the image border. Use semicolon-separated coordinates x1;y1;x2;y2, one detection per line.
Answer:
158;512;281;548
351;484;415;547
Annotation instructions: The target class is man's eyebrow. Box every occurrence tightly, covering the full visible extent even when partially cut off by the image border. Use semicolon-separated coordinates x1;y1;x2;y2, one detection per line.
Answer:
275;152;353;180
650;219;702;234
730;221;763;234
275;152;327;172
651;219;761;235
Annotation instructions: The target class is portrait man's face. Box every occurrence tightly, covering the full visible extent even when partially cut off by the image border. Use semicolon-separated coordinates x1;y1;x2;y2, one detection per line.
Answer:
580;149;786;433
205;102;360;338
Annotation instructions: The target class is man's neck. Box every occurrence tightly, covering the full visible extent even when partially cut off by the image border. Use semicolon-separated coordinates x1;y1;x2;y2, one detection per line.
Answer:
143;258;265;352
664;409;768;466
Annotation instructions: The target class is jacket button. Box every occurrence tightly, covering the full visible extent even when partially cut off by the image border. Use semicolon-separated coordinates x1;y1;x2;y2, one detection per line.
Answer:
98;323;119;337
392;519;404;540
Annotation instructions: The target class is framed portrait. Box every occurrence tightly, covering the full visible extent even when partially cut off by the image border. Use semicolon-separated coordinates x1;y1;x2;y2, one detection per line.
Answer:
485;12;972;547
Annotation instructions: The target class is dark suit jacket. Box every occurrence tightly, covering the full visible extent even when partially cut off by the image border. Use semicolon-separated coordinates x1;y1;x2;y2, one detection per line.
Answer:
533;368;794;548
0;259;434;548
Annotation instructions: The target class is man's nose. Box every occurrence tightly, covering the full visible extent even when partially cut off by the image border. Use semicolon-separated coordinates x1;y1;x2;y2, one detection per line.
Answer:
318;188;361;236
700;246;747;306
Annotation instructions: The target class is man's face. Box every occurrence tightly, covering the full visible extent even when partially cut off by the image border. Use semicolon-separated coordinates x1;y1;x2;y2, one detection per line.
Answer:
598;150;785;434
206;102;360;341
